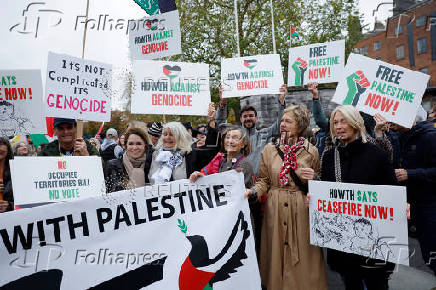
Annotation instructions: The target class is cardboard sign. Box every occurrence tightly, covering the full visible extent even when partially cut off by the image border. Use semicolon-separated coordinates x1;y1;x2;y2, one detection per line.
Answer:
309;180;409;266
131;60;210;115
45;52;112;122
331;53;430;128
287;40;345;86
0;70;46;137
221;54;284;98
0;171;261;290
129;10;182;60
10;156;105;209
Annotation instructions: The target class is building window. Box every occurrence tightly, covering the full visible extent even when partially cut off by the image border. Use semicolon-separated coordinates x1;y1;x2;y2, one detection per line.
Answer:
360;46;368;55
417;37;427;54
416;15;427;27
396;45;405;60
353;48;359;54
419;67;429;74
395;25;404;35
374;41;381;51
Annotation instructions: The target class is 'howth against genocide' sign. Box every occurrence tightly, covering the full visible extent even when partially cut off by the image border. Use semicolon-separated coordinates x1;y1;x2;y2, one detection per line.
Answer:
45;52;112;122
331;53;430;128
10;156;105;209
0;171;261;289
287;40;345;86
309;180;409;266
221;54;284;98
0;70;46;137
131;60;210;116
129;10;182;60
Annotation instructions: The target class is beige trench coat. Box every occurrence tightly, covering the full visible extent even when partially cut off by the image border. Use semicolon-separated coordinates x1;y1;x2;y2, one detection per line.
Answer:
253;140;328;290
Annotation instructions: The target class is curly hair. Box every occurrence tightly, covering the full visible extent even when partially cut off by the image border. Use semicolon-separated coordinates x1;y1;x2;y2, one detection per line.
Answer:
220;125;251;156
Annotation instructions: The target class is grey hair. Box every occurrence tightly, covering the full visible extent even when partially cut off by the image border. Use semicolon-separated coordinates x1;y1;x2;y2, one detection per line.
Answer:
156;122;193;154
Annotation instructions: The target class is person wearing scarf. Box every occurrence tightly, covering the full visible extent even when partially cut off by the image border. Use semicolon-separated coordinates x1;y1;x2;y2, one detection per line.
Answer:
148;122;195;185
245;105;327;290
317;105;401;290
104;127;152;193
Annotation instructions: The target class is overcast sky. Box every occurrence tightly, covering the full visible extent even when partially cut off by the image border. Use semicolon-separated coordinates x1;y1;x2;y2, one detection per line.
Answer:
0;0;393;108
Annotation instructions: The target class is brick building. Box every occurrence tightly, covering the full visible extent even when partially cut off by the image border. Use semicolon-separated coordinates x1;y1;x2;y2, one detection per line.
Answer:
354;0;436;111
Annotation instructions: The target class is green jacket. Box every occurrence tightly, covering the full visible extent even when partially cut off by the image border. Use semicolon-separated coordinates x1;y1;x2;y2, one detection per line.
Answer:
38;140;100;156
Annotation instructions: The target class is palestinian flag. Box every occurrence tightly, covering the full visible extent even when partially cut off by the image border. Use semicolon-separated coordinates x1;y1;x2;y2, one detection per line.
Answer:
133;0;177;15
290;25;300;39
145;19;159;30
243;59;257;70
163;65;181;78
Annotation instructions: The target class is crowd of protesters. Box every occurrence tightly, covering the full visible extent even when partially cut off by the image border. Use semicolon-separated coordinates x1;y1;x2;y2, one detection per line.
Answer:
0;82;435;290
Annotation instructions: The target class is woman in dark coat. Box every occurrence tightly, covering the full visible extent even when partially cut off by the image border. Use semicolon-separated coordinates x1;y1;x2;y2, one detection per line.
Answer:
0;137;14;212
104;127;152;193
320;105;398;290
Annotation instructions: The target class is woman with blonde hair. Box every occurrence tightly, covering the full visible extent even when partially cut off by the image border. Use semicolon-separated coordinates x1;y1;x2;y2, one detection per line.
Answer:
148;122;195;184
245;104;328;290
320;105;398;289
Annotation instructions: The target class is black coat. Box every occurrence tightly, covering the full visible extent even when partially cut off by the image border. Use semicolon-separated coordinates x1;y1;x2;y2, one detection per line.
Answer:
398;121;436;207
321;138;397;274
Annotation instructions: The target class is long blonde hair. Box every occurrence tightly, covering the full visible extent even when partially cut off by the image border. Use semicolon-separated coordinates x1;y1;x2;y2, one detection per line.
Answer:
156;122;193;154
330;105;368;143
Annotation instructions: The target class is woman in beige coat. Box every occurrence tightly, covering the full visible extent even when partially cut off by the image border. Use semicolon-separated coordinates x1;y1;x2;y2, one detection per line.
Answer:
245;104;327;290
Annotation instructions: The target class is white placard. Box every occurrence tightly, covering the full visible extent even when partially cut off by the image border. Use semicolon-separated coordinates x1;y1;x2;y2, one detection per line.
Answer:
0;171;261;290
10;156;105;209
45;52;112;122
0;70;46;137
129;10;182;60
331;53;430;128
221;54;284;98
287;39;345;86
309;180;409;266
131;60;210;115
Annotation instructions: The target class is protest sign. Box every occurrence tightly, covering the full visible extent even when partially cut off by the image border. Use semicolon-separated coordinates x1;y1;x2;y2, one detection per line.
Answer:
131;60;210;115
309;180;409;266
133;0;177;15
221;54;284;98
0;70;46;137
287;39;345;86
129;10;182;60
45;52;112;122
0;171;261;290
10;156;105;209
331;53;430;128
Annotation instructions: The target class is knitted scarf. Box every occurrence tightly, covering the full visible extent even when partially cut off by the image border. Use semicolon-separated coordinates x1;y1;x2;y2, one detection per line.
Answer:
123;152;146;189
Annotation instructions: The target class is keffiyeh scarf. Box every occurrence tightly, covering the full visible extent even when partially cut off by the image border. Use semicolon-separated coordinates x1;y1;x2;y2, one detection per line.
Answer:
279;137;305;186
151;149;183;184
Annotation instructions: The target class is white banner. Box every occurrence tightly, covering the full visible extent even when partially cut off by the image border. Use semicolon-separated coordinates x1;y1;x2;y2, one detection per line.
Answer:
287;39;345;86
331;53;430;128
309;180;409;266
45;52;112;122
131;60;210;116
129;10;182;60
0;171;261;289
221;54;284;98
0;70;46;137
10;156;105;209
